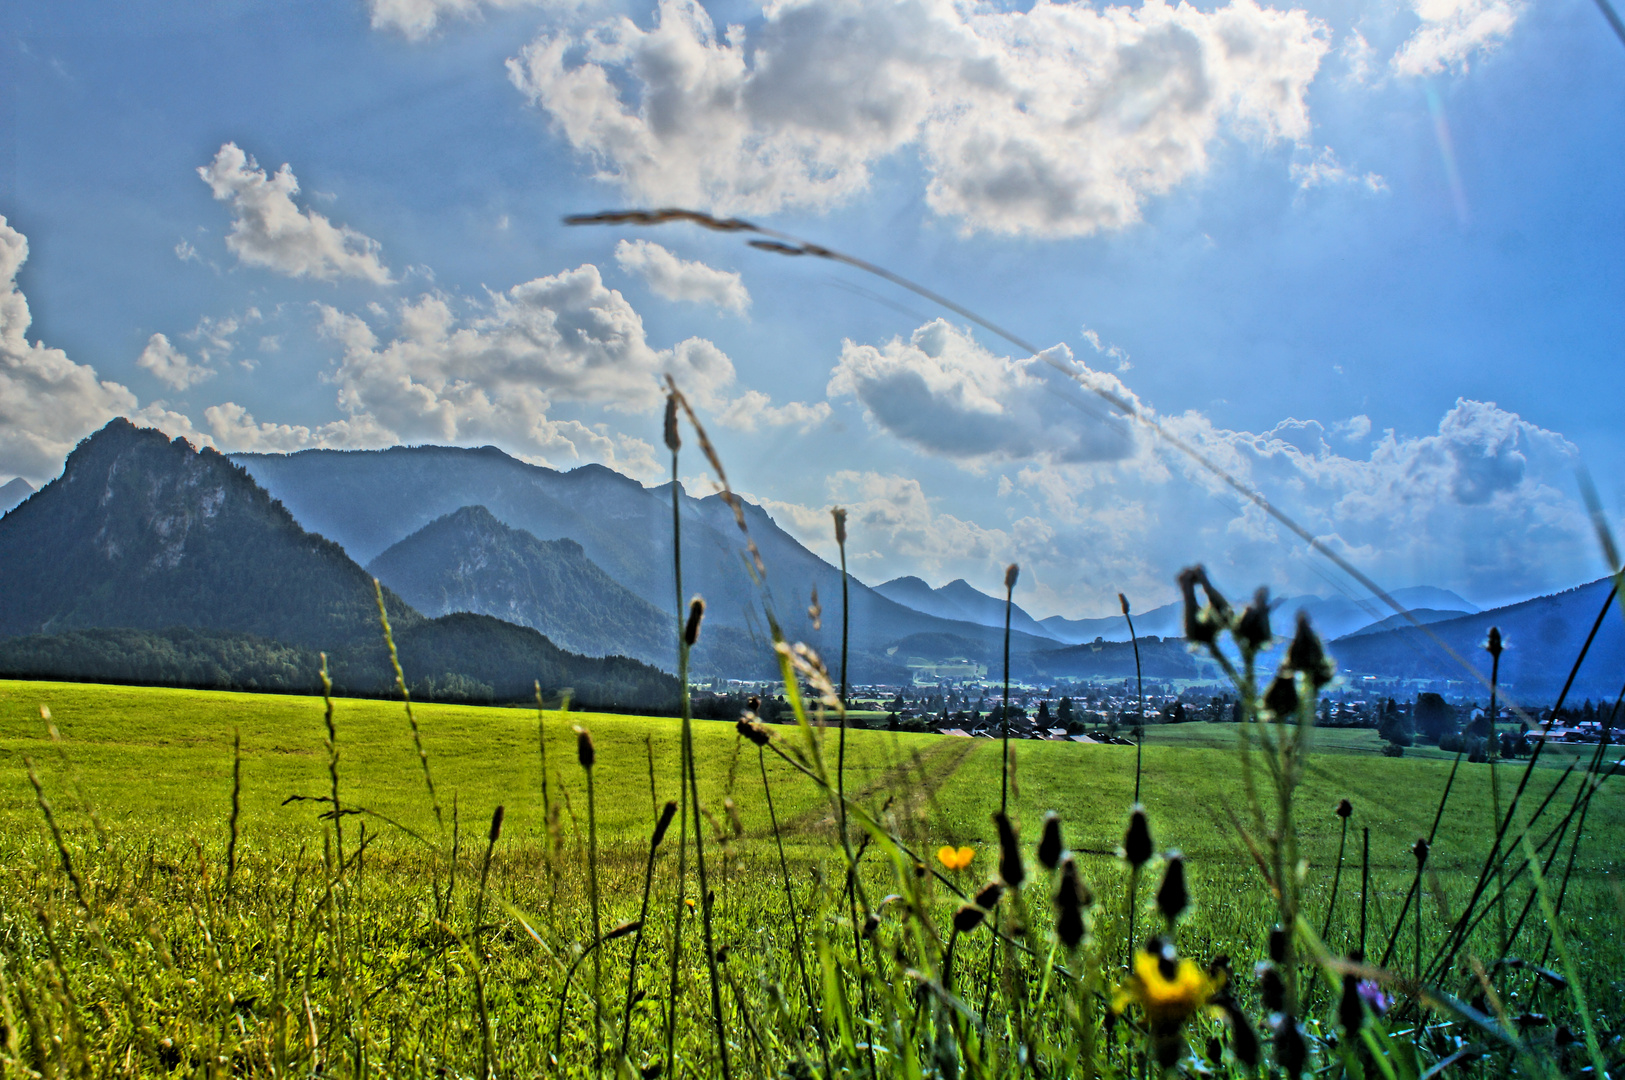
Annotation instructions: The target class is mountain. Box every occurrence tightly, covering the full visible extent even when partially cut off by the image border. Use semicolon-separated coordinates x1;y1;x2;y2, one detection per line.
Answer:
1329;577;1623;702
875;576;1058;640
0;477;33;513
368;505;672;665
1338;608;1474;638
232;445;1055;681
0;418;418;648
1038;586;1480;645
0;421;677;709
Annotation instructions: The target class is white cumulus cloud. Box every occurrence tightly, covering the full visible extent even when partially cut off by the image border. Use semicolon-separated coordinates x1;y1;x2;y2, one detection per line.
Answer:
1391;0;1524;75
137;333;214;391
198;143;393;284
509;0;1329;237
827;318;1139;468
0;218;207;483
615;240;750;314
369;0;586;40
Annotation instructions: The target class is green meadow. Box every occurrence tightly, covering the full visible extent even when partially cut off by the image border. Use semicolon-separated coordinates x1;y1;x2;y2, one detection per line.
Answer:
0;679;1619;1078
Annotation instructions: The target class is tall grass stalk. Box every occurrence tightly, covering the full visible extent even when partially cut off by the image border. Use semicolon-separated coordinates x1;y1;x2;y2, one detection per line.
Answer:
577;726;604;1074
620;799;676;1063
834;508;851;856
226;727;242;899
374;580;443;832
1000;563;1017;817
1120;593;1144;804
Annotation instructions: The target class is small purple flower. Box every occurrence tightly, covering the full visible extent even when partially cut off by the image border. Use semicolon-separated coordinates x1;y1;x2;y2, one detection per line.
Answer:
1357;980;1390;1017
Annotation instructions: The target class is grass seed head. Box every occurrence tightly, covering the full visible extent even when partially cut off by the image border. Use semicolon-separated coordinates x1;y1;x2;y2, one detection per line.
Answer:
1119;592;1130;616
1037;812;1063;870
685;598;705;646
652;800;678;847
832;506;847;547
488;804;505;844
1123;806;1154;869
663;394;680;453
1005;563;1019;590
993;811;1025;888
1486;625;1504;658
808;586;821;631
1412;836;1430;868
574;726;595;769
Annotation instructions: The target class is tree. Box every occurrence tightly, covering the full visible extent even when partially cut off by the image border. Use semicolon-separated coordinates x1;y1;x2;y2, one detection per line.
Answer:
1378;702;1413;748
1414;692;1454;743
1058;696;1074;725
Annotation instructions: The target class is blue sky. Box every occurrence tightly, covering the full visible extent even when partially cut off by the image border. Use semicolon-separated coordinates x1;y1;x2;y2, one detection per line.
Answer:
1;0;1621;619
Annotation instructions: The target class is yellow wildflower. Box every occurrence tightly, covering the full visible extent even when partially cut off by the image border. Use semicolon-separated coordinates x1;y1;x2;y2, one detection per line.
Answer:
936;845;975;871
1112;947;1222;1031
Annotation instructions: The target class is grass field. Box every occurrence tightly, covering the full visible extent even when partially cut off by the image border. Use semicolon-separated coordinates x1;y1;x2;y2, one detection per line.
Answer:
0;678;1620;1077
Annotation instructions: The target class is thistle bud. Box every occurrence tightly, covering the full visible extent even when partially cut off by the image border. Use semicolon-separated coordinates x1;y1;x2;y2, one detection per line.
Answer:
994;811;1025;888
1338;972;1364;1033
1054;856;1091;949
1005;563;1019;590
974;881;1005;910
1336;798;1353;819
832;507;847;547
747;695;760;712
685;597;705;646
1268;925;1288;963
1178;567;1215;644
488;804;505;843
1412;837;1429;868
1274;1015;1308;1080
574;726;595;769
736;719;770;747
1287;612;1335;689
1237;587;1272;651
1486;626;1503;659
1225;1002;1261;1068
1263;672;1299;718
1119;593;1131;616
1122;806;1153;869
1037;812;1064;870
1258;962;1286;1012
953;904;985;933
1156;853;1189;922
663;394;681;453
652;800;678;848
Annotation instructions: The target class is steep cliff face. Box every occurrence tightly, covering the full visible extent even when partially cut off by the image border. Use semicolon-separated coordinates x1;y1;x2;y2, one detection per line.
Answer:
368;505;671;666
0;418;418;647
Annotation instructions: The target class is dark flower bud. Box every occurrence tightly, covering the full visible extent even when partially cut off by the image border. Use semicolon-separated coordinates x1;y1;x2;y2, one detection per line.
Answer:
1336;798;1353;819
1119;593;1131;616
1264;672;1299;717
832;507;847;547
1037;812;1063;870
1274;1015;1308;1079
1201;576;1233;631
1268;925;1289;963
1258;963;1286;1012
862;913;880;938
953;904;986;933
1156;853;1189;922
651;800;678;848
993;811;1025;888
1412;837;1429;868
574;726;595;769
641;1062;664;1080
748;695;760;712
1486;626;1503;659
1122;806;1154;868
1054;856;1091;950
684;598;705;647
1005;563;1020;591
1178;567;1218;645
1339;972;1364;1034
736;719;771;747
663;394;681;453
1237;587;1272;651
488;804;505;844
974;881;1005;910
1287;612;1335;689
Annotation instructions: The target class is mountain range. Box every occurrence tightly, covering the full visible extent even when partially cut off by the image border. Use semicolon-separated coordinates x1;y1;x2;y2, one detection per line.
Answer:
0;421;676;708
2;419;1615;705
